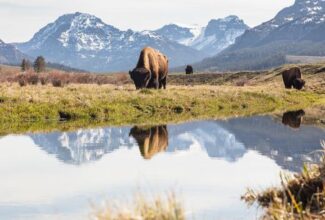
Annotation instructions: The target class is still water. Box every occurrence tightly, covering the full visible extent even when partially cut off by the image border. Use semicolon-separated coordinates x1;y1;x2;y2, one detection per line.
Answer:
0;112;324;220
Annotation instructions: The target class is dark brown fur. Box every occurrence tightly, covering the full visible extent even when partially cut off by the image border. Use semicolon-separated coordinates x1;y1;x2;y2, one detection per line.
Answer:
129;47;169;89
129;125;168;160
281;67;305;90
282;110;305;129
185;65;194;74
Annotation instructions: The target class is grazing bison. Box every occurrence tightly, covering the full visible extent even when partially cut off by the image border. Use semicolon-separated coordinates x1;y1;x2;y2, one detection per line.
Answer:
129;125;168;160
185;65;194;74
129;47;168;90
281;67;305;90
282;110;305;129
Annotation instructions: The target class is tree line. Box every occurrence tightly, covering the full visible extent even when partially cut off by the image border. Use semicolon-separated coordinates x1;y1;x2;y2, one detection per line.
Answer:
21;56;46;73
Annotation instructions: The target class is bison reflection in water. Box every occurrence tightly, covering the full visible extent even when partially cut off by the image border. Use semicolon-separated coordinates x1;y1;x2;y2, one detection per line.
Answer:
282;110;305;129
129;125;168;160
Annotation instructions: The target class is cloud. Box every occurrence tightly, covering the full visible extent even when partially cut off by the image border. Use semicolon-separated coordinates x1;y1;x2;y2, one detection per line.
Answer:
0;0;294;42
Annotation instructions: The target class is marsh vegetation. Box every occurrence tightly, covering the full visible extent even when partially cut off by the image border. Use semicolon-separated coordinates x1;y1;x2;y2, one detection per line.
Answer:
242;141;325;220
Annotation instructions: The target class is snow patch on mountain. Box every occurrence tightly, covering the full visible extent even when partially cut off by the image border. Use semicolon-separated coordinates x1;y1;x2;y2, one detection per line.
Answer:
155;16;249;56
16;12;205;72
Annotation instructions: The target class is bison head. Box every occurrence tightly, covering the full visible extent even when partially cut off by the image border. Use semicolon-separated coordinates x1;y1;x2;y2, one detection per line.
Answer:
129;68;151;90
293;78;305;90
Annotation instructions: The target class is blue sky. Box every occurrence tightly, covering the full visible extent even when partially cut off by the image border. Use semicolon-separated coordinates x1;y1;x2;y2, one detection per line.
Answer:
0;0;294;42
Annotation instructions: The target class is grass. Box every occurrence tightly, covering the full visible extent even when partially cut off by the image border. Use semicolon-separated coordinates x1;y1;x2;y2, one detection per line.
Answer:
242;141;325;220
0;83;323;135
0;63;324;135
92;192;184;220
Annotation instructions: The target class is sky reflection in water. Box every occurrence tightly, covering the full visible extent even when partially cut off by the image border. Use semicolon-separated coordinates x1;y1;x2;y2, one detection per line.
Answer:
0;114;324;220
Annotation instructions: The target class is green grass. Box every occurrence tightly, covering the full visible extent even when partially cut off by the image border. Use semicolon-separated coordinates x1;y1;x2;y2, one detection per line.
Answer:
0;82;324;135
0;62;324;135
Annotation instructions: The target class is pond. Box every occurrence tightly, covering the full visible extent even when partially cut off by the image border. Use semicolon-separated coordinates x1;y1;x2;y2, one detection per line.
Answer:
0;112;324;220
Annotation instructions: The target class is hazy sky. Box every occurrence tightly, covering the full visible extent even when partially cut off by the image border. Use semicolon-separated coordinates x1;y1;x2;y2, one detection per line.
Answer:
0;0;294;42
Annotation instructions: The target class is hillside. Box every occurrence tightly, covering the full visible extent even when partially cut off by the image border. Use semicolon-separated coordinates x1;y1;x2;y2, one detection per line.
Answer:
194;0;325;71
0;39;29;65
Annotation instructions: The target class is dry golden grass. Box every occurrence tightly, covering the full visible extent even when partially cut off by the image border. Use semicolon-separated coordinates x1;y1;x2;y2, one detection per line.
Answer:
242;141;325;220
169;63;325;93
92;192;184;220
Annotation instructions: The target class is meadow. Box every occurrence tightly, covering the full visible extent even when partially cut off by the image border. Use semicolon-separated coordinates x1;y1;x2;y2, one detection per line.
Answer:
0;63;324;135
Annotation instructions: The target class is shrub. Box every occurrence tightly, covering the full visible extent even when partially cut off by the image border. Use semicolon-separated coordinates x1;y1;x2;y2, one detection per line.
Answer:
40;76;48;85
235;79;248;87
52;79;63;87
26;73;39;85
15;74;26;86
18;78;27;87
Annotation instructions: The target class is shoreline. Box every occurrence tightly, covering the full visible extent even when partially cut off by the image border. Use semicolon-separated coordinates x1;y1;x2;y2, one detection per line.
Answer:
0;83;324;135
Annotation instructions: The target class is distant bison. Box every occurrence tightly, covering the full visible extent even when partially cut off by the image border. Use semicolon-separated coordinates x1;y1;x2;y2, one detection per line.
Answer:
282;110;305;129
281;67;305;90
129;125;169;160
129;47;168;89
185;65;194;74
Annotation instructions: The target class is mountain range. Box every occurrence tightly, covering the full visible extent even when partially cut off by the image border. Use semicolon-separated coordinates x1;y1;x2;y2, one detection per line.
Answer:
154;16;249;56
12;13;248;72
194;0;325;71
1;0;324;72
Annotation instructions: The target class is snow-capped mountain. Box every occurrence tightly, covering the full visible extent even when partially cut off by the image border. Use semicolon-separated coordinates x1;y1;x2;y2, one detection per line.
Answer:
16;12;205;72
155;16;249;56
154;24;203;47
0;39;28;64
195;0;325;71
232;0;325;49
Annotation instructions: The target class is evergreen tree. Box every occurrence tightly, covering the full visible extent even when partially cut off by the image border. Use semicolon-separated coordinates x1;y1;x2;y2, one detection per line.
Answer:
21;59;31;72
33;56;46;73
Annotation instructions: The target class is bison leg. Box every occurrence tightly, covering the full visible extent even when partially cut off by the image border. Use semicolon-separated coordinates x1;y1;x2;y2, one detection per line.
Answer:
152;79;159;89
161;77;167;89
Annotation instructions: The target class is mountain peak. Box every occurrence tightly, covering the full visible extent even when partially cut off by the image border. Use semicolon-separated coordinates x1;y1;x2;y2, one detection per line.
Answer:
195;0;325;72
154;16;248;55
208;15;248;27
295;0;325;4
56;12;107;29
220;15;241;22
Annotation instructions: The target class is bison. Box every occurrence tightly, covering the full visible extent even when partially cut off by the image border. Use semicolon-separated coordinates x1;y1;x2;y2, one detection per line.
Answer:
129;125;168;160
281;67;305;90
129;47;168;90
282;110;305;129
185;65;194;74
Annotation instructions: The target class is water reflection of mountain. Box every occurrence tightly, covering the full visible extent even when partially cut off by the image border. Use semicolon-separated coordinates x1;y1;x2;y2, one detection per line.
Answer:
218;116;325;171
29;116;325;171
29;121;246;165
30;128;136;165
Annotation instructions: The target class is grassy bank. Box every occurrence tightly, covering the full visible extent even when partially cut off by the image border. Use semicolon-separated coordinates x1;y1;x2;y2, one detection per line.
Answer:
0;83;324;133
242;141;325;220
0;63;324;135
